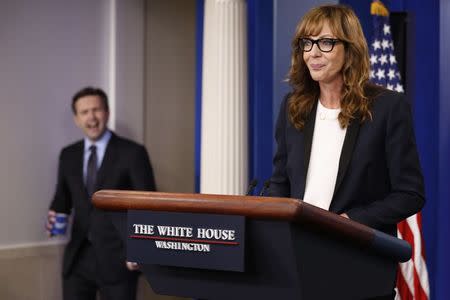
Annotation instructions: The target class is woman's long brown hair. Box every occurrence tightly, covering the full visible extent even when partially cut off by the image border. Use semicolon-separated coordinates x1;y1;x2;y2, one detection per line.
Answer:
288;4;373;130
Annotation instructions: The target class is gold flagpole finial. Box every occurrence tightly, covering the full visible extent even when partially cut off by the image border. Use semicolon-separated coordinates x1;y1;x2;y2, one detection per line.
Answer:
371;0;389;16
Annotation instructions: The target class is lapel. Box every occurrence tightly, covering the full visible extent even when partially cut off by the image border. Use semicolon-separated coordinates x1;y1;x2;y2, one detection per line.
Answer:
95;133;118;189
333;115;361;196
302;101;318;186
73;141;85;193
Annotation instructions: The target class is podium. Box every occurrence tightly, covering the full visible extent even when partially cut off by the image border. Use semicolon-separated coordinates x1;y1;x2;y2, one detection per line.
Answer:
92;190;411;300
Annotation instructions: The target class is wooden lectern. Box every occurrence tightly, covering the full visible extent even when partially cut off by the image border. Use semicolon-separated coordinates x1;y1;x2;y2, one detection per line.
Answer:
92;190;411;300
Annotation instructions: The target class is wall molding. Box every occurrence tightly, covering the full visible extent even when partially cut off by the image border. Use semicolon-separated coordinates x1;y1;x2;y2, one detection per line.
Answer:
0;240;66;259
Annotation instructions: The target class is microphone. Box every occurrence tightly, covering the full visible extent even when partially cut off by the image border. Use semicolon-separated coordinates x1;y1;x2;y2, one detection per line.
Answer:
245;179;258;196
259;180;271;196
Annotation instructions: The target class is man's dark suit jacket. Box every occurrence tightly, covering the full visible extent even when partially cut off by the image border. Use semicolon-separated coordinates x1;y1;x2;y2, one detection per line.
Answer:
267;87;425;236
50;132;156;284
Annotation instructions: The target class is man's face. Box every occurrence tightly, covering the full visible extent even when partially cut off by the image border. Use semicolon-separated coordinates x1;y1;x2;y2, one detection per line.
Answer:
73;95;109;142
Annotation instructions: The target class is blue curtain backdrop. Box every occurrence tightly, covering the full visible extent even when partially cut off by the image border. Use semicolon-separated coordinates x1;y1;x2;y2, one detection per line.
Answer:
247;0;274;192
195;0;449;298
438;0;450;297
195;0;204;193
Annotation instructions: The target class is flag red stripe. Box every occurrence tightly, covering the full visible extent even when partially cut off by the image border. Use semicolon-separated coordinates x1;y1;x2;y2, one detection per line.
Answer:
397;214;429;300
413;265;428;299
397;266;414;299
416;213;427;258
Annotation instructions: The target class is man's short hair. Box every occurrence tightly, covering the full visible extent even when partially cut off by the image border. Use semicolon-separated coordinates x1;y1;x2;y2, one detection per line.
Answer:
71;87;109;114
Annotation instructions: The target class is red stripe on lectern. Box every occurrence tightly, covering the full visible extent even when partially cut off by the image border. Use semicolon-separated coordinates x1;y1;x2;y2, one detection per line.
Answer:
129;235;239;245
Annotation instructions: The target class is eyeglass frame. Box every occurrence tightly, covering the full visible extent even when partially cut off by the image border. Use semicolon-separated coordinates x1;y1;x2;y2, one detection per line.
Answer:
297;37;343;53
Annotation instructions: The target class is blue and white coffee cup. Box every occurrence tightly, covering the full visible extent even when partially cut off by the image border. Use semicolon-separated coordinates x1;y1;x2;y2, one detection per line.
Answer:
51;213;68;236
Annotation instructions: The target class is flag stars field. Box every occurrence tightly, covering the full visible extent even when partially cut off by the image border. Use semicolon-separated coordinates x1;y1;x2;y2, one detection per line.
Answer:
372;40;381;50
387;69;396;80
369;14;404;91
389;54;397;64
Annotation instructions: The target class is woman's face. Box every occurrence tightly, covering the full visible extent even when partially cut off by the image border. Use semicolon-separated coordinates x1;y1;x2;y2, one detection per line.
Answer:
303;22;345;85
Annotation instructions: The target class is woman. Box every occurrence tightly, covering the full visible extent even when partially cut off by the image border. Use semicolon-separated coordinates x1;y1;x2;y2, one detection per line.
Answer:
268;5;425;236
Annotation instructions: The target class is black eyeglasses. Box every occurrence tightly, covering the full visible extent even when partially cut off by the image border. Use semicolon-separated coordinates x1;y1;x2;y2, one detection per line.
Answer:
298;38;342;53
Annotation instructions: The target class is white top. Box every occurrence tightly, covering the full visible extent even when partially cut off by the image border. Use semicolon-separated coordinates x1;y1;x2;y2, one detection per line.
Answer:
303;100;347;210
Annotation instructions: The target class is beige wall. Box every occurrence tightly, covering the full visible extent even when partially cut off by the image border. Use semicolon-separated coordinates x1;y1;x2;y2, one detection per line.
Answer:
114;0;146;143
0;0;195;299
0;243;65;300
145;0;196;193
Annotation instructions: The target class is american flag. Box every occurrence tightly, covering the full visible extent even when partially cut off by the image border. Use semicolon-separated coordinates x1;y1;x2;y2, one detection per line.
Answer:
369;1;430;299
369;5;404;92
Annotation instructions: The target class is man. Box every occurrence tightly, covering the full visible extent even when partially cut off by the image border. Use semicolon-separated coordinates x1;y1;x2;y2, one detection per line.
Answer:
46;86;156;300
